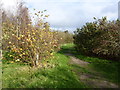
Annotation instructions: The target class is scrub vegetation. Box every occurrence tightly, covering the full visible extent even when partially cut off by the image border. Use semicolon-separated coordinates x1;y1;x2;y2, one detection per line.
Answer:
1;0;119;88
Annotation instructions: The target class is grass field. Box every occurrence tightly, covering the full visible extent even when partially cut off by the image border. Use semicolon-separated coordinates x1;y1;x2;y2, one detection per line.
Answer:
2;50;86;88
2;43;119;88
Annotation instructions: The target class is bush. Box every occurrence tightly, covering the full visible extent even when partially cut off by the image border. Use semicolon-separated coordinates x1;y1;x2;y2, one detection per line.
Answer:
74;17;120;60
2;3;59;67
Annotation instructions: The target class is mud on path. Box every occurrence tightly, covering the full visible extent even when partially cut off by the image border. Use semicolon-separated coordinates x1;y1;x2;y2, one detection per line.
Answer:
65;53;119;88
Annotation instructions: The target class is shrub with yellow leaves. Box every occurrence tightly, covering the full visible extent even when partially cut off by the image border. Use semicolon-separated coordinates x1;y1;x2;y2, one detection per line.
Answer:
2;8;59;67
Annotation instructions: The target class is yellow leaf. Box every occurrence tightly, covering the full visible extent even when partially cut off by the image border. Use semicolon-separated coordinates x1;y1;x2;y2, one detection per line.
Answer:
9;42;11;44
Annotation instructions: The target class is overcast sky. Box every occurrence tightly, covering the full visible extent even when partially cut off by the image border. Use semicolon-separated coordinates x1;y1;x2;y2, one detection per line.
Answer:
2;0;119;32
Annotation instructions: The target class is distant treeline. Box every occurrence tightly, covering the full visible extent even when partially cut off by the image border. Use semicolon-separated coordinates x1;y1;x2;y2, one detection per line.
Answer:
56;30;73;44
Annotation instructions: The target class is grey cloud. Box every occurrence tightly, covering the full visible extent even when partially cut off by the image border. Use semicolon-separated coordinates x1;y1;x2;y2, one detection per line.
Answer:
27;0;118;32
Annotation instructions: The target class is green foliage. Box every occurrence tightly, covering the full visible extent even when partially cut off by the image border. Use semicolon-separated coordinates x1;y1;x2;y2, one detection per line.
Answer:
74;17;120;60
2;51;16;63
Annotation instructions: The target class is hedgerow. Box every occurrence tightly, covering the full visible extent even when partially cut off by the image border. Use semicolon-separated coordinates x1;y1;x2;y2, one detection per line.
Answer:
74;17;120;60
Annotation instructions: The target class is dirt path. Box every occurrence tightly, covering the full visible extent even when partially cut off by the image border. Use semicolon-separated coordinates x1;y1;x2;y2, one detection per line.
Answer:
65;53;119;88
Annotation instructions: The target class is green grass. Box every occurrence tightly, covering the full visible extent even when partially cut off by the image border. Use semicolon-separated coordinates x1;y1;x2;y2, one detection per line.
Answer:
2;52;86;88
58;43;120;85
2;43;119;88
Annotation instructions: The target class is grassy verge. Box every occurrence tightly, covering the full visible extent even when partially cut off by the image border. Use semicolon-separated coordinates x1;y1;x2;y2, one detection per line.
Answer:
58;43;120;85
2;52;86;88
